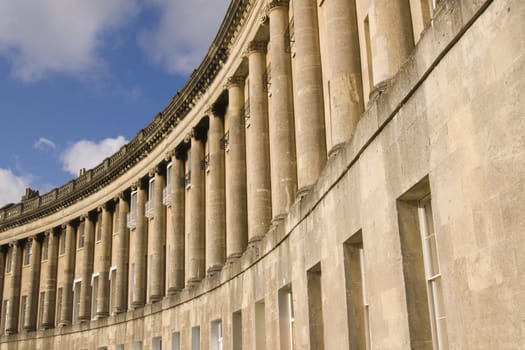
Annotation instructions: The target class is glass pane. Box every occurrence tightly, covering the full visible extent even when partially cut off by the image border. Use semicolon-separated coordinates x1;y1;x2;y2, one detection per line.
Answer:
424;201;435;235
425;235;440;277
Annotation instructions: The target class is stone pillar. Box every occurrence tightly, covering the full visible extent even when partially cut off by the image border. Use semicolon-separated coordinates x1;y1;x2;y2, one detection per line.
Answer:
42;230;58;329
78;215;94;322
246;41;272;242
206;111;226;273
226;76;248;260
293;0;327;193
187;132;205;284
369;0;414;87
24;236;42;331
150;167;166;302
168;153;186;293
96;204;112;317
114;192;129;313
132;181;148;308
60;222;76;326
5;241;22;334
326;0;364;154
268;0;297;220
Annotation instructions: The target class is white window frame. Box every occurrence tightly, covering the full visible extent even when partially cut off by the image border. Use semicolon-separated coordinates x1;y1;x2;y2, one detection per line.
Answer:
128;191;137;229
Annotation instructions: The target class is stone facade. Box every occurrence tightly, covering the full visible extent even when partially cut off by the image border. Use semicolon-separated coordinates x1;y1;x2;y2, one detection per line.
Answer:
0;0;523;349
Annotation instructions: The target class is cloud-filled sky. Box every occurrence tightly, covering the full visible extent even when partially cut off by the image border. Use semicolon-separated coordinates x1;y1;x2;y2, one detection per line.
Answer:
0;0;230;207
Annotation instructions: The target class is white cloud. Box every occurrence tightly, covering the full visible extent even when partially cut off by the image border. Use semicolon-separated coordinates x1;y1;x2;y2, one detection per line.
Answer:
138;0;230;75
0;0;139;81
60;136;128;176
0;168;30;207
34;137;57;150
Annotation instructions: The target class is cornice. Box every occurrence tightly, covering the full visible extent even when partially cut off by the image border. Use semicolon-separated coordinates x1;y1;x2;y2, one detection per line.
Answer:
0;0;253;233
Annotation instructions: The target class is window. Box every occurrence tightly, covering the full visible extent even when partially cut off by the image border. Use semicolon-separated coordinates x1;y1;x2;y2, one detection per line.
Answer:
6;249;12;273
397;178;448;350
344;231;371;350
109;267;116;315
96;215;102;242
152;336;162;350
418;196;448;349
128;191;137;229
3;300;9;334
39;292;45;328
129;264;135;307
146;178;155;218
78;222;85;249
42;236;49;261
92;274;99;320
278;288;295;350
307;263;325;350
172;332;181;350
255;301;266;350
73;280;81;324
191;326;200;350
232;311;242;350
163;163;173;206
116;345;124;350
20;295;27;330
24;241;32;265
211;320;223;350
133;341;143;350
113;204;120;234
56;288;63;324
60;230;66;255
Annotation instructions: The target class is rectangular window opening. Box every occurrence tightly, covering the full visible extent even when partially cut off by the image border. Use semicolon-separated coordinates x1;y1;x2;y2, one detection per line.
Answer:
255;301;266;350
191;326;200;350
307;263;325;350
344;231;371;350
172;331;181;350
278;287;295;350
152;336;162;350
210;319;223;350
232;310;242;350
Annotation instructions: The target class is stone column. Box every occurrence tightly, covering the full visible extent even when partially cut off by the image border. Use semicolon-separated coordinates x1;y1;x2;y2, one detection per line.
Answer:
42;230;58;329
326;0;364;154
293;0;327;193
187;132;205;284
96;204;112;317
246;41;272;242
78;215;94;322
114;192;129;313
268;0;297;220
206;111;226;273
168;153;186;293
369;0;414;87
225;77;248;259
150;167;166;302
5;241;22;334
60;222;76;326
24;236;42;331
132;181;148;308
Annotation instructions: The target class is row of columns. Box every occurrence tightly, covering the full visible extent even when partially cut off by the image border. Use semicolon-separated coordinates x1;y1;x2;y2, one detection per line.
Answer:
0;0;415;335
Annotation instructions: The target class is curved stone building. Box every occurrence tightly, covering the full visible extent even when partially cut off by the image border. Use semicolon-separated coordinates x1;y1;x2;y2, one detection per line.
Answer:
0;0;523;349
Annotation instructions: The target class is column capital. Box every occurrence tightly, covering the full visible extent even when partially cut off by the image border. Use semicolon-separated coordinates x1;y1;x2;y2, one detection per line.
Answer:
9;240;21;248
225;76;245;89
266;0;289;13
164;151;174;162
113;191;127;203
246;40;267;55
148;165;161;178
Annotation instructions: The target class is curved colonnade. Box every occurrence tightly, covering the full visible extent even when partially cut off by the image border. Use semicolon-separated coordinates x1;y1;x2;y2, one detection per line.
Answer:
0;0;523;349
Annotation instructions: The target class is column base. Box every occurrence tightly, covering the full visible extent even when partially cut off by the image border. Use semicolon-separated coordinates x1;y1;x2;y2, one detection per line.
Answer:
96;312;109;319
186;277;202;286
367;79;391;106
248;235;264;244
271;214;287;226
131;301;144;309
328;143;345;159
167;287;183;295
297;185;313;199
227;253;242;263
207;264;224;275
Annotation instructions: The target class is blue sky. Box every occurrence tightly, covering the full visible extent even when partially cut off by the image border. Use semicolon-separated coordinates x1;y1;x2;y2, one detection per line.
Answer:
0;0;230;206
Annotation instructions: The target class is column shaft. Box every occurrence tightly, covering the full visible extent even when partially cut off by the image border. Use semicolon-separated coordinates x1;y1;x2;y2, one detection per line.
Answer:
168;155;185;292
42;231;58;328
369;0;414;86
97;206;112;317
132;183;148;308
247;43;272;242
226;79;248;259
60;223;76;326
187;136;205;284
150;171;166;302
6;242;22;334
206;114;226;272
114;195;129;313
78;216;94;321
24;237;42;331
268;1;298;220
293;0;327;192
326;0;364;153
0;249;5;329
